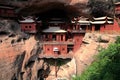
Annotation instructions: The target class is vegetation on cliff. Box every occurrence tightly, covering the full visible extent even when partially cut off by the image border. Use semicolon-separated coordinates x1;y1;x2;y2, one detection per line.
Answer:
73;36;120;80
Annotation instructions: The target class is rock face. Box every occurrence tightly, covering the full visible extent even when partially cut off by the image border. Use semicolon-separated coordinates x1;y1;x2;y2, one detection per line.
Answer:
74;32;117;75
0;26;118;80
0;20;20;34
0;1;117;79
0;0;114;18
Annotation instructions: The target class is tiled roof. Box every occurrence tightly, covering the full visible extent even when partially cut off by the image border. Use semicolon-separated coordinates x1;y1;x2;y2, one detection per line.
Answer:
90;21;113;24
93;16;113;20
78;20;90;25
19;18;35;23
42;27;67;33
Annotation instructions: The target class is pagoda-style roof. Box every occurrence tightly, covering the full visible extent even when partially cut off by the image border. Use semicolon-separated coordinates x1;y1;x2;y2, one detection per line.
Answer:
93;16;113;21
42;27;67;33
115;2;120;5
19;16;36;23
19;18;35;23
91;16;113;24
0;3;17;9
90;21;113;24
71;17;90;25
78;20;90;25
0;5;14;9
48;18;65;24
48;21;65;24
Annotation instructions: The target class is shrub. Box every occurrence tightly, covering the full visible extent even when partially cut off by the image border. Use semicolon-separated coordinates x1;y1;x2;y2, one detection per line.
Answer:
74;43;120;80
115;36;120;44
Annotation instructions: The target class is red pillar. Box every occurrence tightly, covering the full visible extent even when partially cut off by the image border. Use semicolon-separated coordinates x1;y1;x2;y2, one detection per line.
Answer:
86;25;88;32
63;34;66;41
92;25;95;32
56;34;60;41
76;24;79;30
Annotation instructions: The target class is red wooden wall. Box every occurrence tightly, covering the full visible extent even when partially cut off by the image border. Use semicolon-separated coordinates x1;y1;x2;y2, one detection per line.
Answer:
43;44;67;55
20;23;37;33
73;33;85;52
0;8;16;17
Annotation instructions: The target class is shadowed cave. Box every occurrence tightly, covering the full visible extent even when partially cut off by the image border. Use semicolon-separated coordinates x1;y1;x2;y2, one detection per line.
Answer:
19;2;80;19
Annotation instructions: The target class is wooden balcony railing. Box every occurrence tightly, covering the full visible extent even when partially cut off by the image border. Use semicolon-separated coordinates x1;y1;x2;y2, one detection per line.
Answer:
39;51;73;59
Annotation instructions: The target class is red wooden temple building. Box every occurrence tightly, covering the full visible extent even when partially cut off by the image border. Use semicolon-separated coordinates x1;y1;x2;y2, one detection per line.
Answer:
73;16;120;32
19;17;86;59
86;2;120;32
39;18;85;59
18;1;120;59
19;16;42;33
71;17;91;31
0;4;17;18
90;16;114;32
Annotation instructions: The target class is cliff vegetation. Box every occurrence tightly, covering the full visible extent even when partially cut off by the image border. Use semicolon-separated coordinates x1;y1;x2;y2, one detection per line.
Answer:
73;36;120;80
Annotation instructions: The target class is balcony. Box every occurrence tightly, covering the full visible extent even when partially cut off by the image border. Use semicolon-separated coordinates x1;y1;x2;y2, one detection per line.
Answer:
39;51;73;59
71;30;86;33
40;41;74;45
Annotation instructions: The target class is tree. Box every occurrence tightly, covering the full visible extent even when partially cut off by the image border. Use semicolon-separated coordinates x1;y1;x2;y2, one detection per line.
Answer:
73;37;120;80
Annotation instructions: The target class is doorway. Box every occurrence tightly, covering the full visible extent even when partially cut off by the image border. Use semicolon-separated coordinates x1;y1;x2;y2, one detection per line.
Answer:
52;34;56;41
95;25;100;31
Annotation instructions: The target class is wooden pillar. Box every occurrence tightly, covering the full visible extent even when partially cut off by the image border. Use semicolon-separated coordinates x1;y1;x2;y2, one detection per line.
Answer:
73;25;75;30
86;25;88;32
92;25;95;32
76;24;79;30
55;60;57;78
56;34;60;41
49;34;52;41
63;34;66;41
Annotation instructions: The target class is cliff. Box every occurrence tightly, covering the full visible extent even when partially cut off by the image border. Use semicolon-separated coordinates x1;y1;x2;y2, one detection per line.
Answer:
0;19;118;79
0;0;118;80
0;0;114;17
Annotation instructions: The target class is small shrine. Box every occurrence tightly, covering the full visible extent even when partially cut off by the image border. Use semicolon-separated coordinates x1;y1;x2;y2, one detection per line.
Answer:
19;16;42;33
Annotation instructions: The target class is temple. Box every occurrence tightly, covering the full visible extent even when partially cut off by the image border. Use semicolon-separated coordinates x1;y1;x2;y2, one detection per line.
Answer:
0;4;17;18
90;16;114;32
19;17;86;59
1;2;120;59
19;16;42;33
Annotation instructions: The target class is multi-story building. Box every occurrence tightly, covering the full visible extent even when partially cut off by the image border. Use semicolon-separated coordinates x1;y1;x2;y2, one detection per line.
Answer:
19;17;86;59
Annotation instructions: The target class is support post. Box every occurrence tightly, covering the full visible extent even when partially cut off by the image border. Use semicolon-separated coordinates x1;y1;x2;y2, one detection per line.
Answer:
55;60;57;78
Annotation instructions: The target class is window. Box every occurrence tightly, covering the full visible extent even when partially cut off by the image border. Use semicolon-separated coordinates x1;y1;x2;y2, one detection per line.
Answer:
47;48;50;51
29;26;32;28
25;26;28;28
67;45;73;53
61;35;63;41
52;34;56;41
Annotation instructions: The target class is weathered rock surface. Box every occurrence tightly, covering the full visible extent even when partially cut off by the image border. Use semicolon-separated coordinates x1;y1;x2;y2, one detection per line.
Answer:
0;31;118;80
74;32;118;75
0;0;114;18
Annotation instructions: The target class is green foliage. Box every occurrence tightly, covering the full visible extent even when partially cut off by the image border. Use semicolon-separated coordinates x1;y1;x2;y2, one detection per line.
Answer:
115;36;120;44
73;41;120;80
97;36;102;42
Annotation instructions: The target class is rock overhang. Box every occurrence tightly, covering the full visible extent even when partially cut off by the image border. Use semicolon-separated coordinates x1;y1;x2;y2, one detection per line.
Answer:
17;1;88;20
